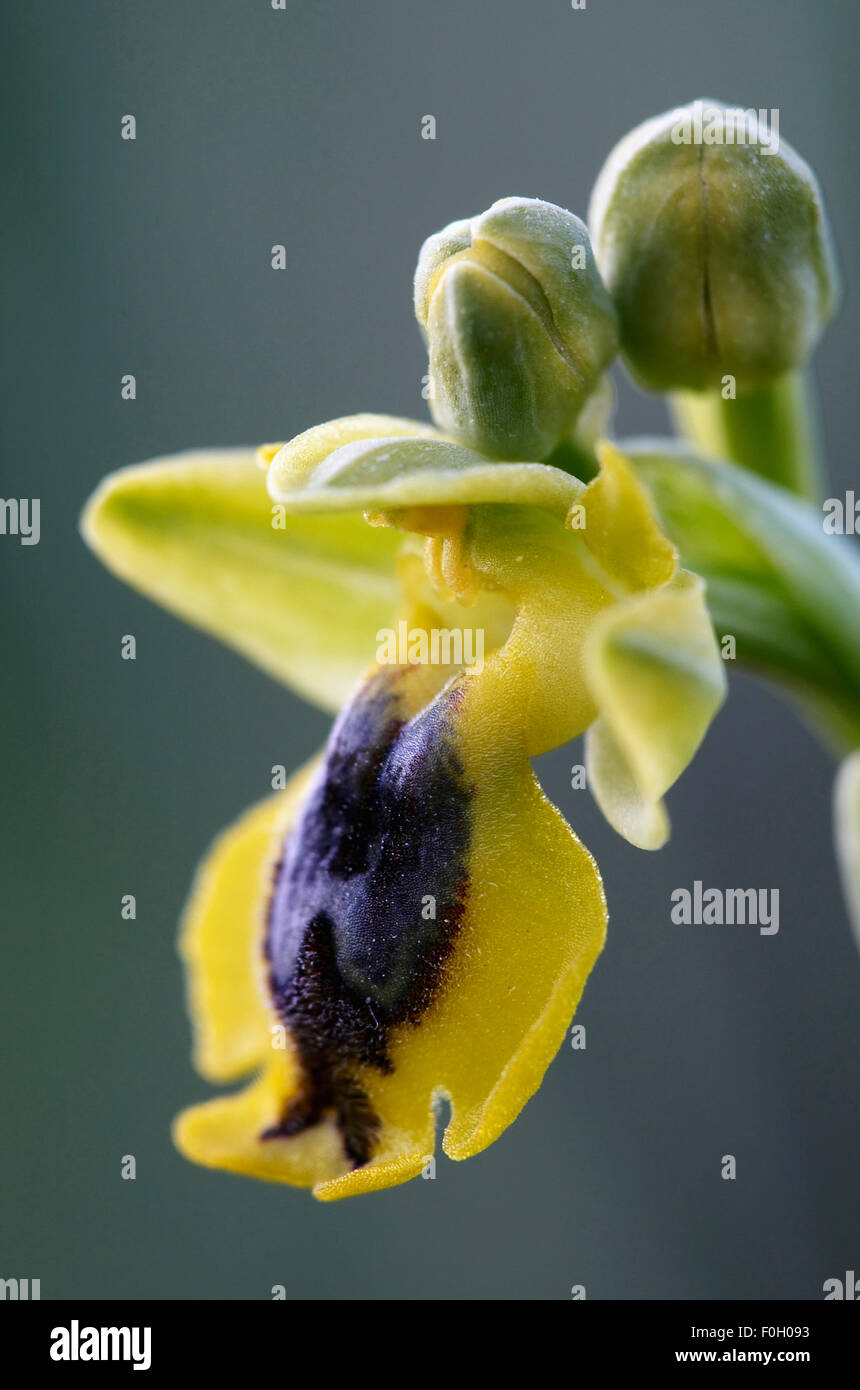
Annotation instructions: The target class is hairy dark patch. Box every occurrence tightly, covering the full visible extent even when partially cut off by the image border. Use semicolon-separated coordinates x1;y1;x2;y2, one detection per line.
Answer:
263;670;471;1168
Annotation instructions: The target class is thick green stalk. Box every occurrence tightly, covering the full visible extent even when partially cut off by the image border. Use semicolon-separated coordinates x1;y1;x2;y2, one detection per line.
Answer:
670;368;824;503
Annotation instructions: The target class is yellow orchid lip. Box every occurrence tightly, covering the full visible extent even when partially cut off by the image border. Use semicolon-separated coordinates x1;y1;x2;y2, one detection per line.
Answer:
174;652;608;1200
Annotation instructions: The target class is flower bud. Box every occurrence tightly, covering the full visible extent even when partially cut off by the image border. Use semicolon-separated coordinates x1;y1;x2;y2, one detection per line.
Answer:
414;197;618;460
588;100;840;393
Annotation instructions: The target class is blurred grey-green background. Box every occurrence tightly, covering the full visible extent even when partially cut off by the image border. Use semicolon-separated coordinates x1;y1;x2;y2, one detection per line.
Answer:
2;0;858;1300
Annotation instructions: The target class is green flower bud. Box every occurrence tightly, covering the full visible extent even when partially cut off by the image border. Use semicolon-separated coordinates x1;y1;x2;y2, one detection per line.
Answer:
414;197;618;461
588;100;840;393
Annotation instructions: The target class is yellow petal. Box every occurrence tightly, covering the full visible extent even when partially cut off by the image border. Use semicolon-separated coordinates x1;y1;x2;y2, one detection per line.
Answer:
462;502;615;755
173;1065;353;1190
176;658;606;1200
179;758;320;1082
579;441;677;591
317;767;606;1200
585;718;670;850
584;569;727;848
322;670;607;1197
80;449;402;713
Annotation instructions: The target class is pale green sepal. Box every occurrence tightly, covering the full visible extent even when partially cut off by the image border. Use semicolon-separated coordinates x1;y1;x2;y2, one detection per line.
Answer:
80;449;402;713
584;570;727;849
267;432;584;516
265;414;442;497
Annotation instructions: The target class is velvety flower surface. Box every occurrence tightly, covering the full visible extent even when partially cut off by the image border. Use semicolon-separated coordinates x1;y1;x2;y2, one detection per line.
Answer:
82;421;725;1198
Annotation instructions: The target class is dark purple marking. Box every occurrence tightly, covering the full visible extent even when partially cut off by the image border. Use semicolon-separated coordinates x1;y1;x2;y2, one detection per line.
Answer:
263;669;471;1168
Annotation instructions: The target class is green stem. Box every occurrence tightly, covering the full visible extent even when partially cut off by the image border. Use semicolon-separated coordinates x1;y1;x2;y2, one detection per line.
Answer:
669;368;824;502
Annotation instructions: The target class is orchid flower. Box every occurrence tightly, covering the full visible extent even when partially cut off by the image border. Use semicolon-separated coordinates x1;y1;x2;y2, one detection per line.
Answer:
81;103;860;1200
83;426;724;1198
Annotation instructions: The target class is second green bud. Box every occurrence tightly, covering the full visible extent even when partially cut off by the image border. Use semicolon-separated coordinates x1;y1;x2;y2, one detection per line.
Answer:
414;197;618;461
588;101;840;394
